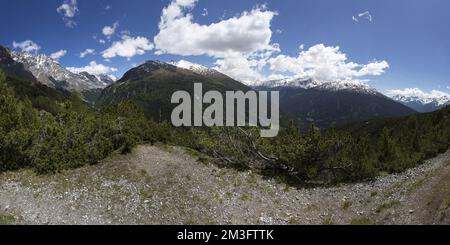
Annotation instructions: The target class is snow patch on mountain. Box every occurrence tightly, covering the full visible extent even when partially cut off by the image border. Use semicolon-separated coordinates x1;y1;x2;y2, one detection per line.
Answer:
169;60;222;77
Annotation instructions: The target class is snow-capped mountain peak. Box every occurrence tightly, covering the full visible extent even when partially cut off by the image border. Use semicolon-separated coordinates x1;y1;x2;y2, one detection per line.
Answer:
169;60;222;77
9;50;112;92
78;72;116;87
255;77;378;95
387;88;450;112
388;88;450;106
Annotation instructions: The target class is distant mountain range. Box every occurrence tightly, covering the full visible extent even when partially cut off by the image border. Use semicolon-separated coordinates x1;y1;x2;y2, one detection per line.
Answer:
253;78;416;128
388;88;450;113
10;51;115;92
0;44;424;128
0;45;114;92
255;77;378;94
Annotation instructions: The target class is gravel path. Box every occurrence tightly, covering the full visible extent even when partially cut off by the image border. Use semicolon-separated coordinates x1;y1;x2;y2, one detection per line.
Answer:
0;145;449;225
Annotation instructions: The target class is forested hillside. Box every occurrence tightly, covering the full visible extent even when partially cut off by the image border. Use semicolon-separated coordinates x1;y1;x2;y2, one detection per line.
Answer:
1;70;449;185
97;61;250;122
181;104;449;184
0;71;171;174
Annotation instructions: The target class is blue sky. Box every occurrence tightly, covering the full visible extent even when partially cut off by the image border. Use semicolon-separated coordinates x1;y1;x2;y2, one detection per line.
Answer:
1;0;449;95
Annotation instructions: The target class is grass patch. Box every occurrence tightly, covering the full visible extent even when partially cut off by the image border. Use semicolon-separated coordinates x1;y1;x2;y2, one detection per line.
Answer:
370;191;378;197
183;147;201;158
350;218;372;225
183;218;196;225
322;216;334;225
0;214;15;225
183;147;211;164
9;169;45;189
376;200;401;213
248;172;258;185
426;189;441;206
407;178;425;193
383;190;395;198
154;143;173;153
225;191;233;198
234;178;243;188
379;171;389;177
440;196;450;210
288;218;300;225
342;201;353;210
438;196;450;222
139;188;153;199
240;193;252;202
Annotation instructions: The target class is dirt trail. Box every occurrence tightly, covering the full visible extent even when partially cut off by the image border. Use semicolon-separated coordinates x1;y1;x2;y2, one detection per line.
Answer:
0;145;449;225
375;154;450;225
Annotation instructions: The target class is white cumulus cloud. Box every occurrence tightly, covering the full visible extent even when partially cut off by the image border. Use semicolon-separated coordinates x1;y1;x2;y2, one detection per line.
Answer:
57;0;79;28
80;49;95;58
154;0;278;82
102;22;119;38
102;35;154;59
213;53;267;82
153;1;388;83
155;1;276;57
12;40;41;53
67;61;117;76
50;50;67;60
268;44;389;81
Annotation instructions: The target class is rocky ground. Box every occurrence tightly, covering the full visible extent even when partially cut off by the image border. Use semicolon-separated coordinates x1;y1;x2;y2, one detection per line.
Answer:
0;145;449;225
